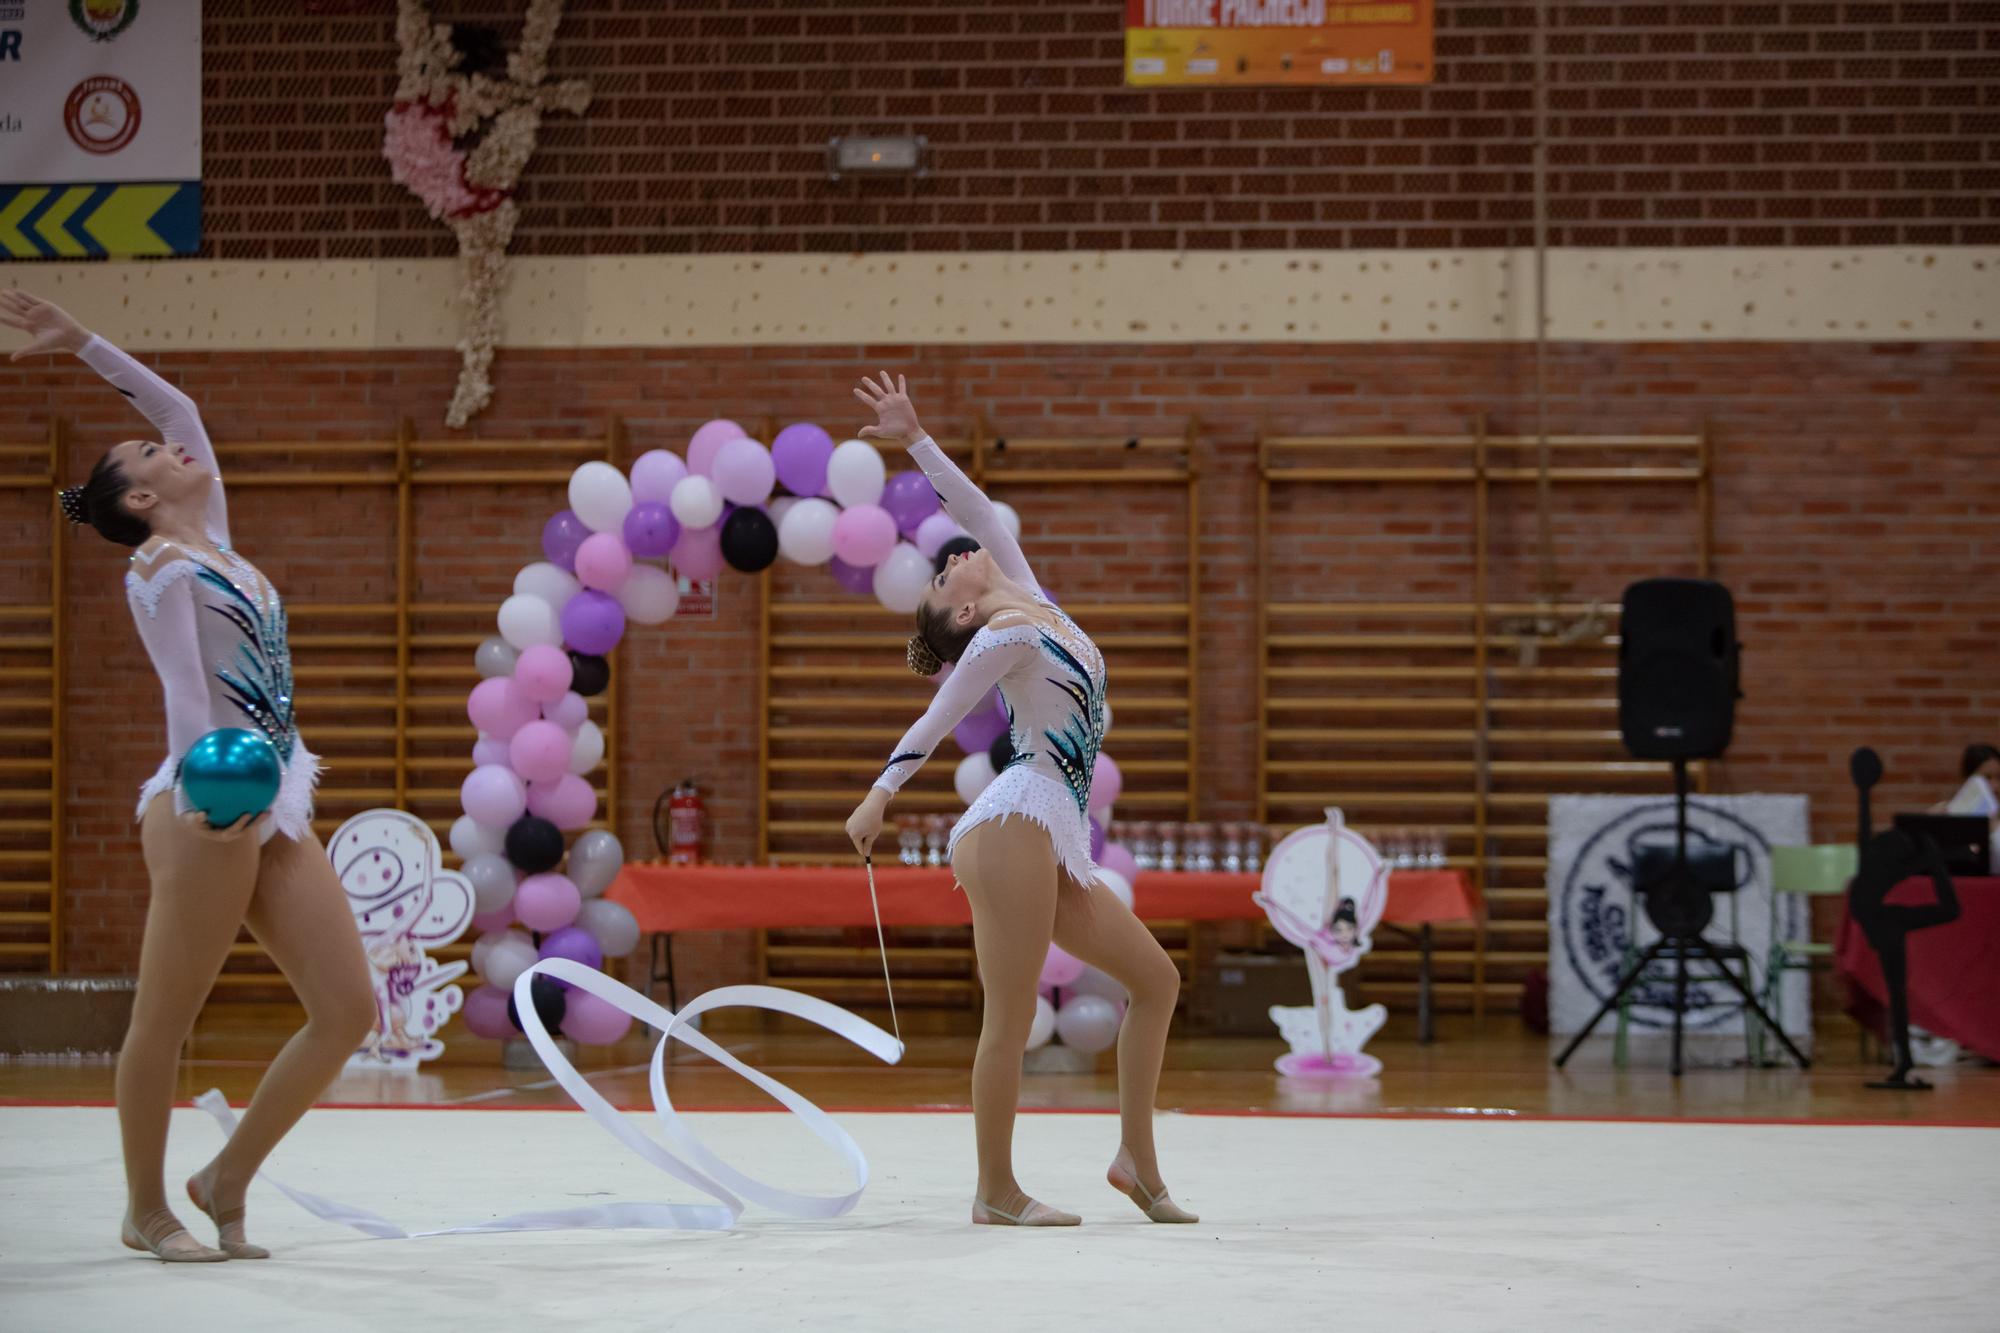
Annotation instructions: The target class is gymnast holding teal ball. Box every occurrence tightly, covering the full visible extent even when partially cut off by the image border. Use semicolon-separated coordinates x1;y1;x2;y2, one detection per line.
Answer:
9;287;373;1266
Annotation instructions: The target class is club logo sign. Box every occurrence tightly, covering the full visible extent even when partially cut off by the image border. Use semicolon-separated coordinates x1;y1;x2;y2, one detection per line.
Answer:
1557;799;1801;1031
70;0;138;41
64;75;139;153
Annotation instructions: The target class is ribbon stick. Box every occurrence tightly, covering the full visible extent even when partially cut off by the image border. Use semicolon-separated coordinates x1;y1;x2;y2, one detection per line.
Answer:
195;961;902;1238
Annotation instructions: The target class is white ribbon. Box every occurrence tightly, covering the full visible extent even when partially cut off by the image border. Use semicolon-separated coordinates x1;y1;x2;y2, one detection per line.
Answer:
195;959;903;1238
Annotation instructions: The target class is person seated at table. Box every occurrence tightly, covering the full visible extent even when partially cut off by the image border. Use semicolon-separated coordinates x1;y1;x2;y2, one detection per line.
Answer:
1932;743;2000;845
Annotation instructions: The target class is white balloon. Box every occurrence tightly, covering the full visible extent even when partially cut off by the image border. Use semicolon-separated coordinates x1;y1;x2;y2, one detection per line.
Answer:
872;542;934;614
618;563;679;625
993;501;1022;540
450;813;505;862
827;439;887;508
514;561;581;612
1027;994;1056;1050
471;930;500;979
576;898;641;958
1054;992;1122;1055
669;474;723;530
777;496;841;565
569;460;634;534
1095;867;1135;910
768;496;799;529
1067;963;1128;1005
954;752;996;806
497;593;562;649
568;719;606;775
481;931;541;991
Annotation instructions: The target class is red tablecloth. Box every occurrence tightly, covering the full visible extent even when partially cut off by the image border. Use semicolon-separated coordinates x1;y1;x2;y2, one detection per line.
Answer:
608;864;1478;933
1836;876;2000;1062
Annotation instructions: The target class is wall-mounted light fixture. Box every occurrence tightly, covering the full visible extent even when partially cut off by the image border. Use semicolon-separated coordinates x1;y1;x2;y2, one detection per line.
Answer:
825;135;928;182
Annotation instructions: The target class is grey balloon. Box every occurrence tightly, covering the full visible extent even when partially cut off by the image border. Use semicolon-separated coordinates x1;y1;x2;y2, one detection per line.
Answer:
475;636;520;679
577;898;640;958
463;853;517;915
567;829;625;899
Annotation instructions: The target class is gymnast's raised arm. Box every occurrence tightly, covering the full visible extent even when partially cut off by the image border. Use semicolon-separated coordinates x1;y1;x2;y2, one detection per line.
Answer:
854;370;1038;595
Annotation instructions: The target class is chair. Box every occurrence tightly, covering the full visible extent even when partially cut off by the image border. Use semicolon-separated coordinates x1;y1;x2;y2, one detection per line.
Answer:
1755;843;1856;1065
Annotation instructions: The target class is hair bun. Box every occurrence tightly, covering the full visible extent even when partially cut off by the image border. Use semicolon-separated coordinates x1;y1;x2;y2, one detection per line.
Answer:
58;486;87;525
906;633;943;678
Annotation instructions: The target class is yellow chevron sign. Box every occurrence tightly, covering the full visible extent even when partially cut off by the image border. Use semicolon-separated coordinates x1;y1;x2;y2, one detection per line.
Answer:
0;182;200;258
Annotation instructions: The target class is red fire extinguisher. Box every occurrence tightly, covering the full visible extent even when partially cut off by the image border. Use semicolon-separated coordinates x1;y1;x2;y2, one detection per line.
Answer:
667;778;705;865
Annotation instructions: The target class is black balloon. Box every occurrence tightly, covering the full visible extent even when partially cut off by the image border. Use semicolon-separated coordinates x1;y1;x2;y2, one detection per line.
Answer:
988;731;1014;772
567;651;610;697
933;536;981;575
507;975;568;1034
720;506;779;573
505;815;565;874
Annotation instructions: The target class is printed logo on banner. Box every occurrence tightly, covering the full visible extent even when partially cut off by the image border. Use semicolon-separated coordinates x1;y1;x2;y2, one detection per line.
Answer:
64;75;139;154
69;0;139;42
1556;799;1797;1031
0;3;25;21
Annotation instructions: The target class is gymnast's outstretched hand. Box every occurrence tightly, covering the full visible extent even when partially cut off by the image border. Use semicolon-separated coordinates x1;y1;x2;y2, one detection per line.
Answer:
0;289;92;361
854;370;924;447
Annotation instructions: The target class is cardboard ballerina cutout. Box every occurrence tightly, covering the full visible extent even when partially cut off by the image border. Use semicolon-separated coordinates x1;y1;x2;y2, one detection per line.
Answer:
332;810;476;1069
1254;807;1389;1078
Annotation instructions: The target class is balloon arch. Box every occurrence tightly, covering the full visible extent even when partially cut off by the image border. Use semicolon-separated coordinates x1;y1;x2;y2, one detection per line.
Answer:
448;420;1141;1052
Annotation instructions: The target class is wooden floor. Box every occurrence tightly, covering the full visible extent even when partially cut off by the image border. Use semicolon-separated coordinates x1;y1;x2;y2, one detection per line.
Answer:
5;1006;1996;1125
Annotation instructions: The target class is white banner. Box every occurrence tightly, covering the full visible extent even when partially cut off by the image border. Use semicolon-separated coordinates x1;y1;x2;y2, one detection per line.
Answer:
0;0;198;182
1547;794;1811;1044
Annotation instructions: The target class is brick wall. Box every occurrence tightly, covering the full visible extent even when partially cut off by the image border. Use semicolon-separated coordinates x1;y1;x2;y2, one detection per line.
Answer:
200;0;2000;259
8;338;1996;988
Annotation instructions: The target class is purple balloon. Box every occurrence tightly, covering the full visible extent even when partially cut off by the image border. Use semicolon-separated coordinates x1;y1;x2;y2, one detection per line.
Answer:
542;510;590;572
772;422;835;497
954;706;1008;756
562;989;634;1045
622;502;680;558
463;985;513;1039
538;924;604;975
882;469;941;535
1089;815;1107;862
828;554;875;595
560;589;626;656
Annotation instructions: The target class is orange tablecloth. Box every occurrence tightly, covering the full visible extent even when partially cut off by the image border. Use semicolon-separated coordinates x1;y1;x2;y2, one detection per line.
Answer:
607;864;1478;933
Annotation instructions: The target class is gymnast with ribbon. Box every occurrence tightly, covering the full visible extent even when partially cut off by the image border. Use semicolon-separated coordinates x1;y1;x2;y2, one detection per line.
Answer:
7;289;376;1263
845;373;1197;1227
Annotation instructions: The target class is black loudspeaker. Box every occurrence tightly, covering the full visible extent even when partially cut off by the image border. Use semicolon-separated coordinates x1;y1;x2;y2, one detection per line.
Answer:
1617;578;1740;760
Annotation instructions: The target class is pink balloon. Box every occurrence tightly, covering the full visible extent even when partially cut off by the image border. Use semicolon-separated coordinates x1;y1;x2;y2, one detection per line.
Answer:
467;676;539;741
688;419;745;477
1100;842;1139;885
574;532;635;592
713;437;776;505
515;872;582;932
509;720;573;784
461;764;527;828
527;772;597;830
513;643;573;703
630;448;689;505
472;736;510;769
544;690;589;730
469;906;515;935
463;984;514;1039
831;503;898;567
670;522;726;581
914;511;964;559
1091;753;1124;812
561;989;634;1045
1039;944;1085;990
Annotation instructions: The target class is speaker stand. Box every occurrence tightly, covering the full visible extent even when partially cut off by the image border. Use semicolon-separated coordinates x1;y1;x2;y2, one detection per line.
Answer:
1554;761;1810;1077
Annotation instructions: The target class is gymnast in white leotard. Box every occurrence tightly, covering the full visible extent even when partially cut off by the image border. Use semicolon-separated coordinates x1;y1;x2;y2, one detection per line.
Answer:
7;287;373;1264
845;372;1196;1229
